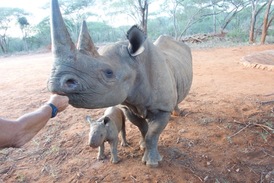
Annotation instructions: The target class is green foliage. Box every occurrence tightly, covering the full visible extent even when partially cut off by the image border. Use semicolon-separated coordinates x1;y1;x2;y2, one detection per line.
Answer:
0;7;29;54
59;0;97;42
0;0;273;54
86;22;128;43
147;17;173;40
18;17;29;27
227;28;249;42
22;17;51;51
60;0;95;15
6;37;25;53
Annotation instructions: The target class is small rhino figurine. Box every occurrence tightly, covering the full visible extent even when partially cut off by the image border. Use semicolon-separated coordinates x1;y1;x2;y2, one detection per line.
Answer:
86;106;128;164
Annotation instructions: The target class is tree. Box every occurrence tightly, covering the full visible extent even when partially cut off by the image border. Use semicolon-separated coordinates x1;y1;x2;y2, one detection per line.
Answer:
33;17;51;48
59;0;96;41
86;21;126;42
163;0;226;40
138;0;149;34
162;0;182;39
260;0;273;44
220;0;249;33
18;16;30;50
0;7;28;53
100;0;151;34
249;0;267;43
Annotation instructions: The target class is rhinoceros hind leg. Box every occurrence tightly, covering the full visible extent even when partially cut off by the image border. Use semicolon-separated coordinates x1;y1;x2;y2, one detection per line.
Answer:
120;122;129;147
172;105;189;116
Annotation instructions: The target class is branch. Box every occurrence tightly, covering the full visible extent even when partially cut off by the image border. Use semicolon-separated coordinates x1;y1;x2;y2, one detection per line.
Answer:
178;4;215;39
267;14;274;28
255;2;268;17
260;100;274;105
229;120;274;138
228;122;252;139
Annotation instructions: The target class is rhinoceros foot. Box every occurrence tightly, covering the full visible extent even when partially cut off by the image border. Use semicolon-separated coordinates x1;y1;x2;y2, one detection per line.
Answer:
172;105;183;116
97;154;106;160
139;140;146;151
111;156;120;164
121;141;129;147
141;148;163;168
172;108;189;117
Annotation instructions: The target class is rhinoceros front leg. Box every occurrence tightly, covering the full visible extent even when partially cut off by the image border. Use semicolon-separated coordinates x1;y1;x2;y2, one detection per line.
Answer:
109;139;120;164
97;143;105;160
142;111;170;167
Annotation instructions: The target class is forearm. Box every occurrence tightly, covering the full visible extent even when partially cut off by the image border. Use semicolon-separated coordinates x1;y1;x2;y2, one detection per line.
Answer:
15;105;52;146
0;105;52;148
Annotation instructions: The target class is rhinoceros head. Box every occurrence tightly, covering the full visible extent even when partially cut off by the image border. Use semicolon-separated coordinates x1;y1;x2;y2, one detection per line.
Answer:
48;0;146;108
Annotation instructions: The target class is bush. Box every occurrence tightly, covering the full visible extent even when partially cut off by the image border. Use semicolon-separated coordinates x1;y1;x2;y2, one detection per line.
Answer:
227;29;249;42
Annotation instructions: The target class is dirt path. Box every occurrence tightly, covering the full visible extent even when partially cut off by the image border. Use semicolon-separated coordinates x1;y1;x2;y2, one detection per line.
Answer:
0;45;273;183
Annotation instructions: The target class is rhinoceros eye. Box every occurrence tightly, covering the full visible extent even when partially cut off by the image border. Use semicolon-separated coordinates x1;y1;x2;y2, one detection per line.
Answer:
104;69;114;78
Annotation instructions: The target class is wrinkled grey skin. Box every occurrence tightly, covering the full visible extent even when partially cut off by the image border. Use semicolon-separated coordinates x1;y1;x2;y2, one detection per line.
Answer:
87;106;128;164
48;0;192;167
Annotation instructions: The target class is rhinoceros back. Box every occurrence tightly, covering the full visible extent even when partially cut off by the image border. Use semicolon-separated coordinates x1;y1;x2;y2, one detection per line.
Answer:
103;106;125;132
154;36;193;104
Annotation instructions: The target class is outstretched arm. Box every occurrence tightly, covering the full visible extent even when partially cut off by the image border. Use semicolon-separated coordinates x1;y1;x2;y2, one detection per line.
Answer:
0;94;69;149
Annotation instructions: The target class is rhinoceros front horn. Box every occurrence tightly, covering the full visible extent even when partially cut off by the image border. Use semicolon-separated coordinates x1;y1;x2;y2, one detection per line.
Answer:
50;0;76;57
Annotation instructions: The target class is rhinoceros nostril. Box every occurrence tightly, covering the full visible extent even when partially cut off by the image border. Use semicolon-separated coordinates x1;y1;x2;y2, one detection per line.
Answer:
65;78;78;89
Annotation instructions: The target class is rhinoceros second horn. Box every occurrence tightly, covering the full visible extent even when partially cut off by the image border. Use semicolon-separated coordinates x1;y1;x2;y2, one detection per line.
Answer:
77;20;99;57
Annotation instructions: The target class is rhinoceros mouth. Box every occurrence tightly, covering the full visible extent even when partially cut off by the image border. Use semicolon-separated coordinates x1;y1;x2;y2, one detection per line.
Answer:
51;91;66;95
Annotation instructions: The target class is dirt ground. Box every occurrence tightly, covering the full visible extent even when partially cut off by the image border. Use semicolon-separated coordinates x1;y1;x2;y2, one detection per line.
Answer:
0;44;273;183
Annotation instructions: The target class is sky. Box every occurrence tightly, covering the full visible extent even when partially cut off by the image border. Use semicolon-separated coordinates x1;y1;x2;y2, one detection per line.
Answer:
0;0;49;24
0;0;50;37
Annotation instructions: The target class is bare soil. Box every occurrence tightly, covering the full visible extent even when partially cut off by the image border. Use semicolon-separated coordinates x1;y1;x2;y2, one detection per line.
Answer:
0;44;273;183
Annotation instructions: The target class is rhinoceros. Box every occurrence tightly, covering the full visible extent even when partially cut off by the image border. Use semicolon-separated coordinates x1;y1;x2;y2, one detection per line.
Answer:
48;0;193;167
86;106;128;164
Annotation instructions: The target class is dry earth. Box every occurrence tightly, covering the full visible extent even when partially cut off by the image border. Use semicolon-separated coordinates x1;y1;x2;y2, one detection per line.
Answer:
0;44;274;183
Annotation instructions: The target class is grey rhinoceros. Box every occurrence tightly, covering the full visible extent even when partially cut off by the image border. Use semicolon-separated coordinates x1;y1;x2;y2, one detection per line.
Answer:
48;0;193;167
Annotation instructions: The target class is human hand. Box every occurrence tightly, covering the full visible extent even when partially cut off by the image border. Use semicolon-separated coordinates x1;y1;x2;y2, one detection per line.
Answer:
47;94;69;112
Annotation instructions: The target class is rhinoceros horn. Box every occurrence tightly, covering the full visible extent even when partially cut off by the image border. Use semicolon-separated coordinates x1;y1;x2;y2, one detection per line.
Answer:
77;20;99;57
50;0;76;57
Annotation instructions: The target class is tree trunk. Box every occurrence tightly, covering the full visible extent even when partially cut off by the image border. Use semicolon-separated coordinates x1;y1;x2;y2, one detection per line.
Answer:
211;0;217;33
220;3;247;34
138;0;148;34
172;2;179;39
260;0;273;44
144;1;148;34
249;1;257;44
249;1;268;44
0;36;7;53
0;41;6;53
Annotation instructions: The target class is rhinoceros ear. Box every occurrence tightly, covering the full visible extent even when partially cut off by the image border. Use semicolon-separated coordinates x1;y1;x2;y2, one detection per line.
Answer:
77;20;100;57
103;117;110;125
86;116;93;123
127;25;147;57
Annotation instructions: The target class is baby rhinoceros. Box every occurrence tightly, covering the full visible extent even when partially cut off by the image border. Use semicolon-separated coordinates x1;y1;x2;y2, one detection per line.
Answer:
86;106;128;164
